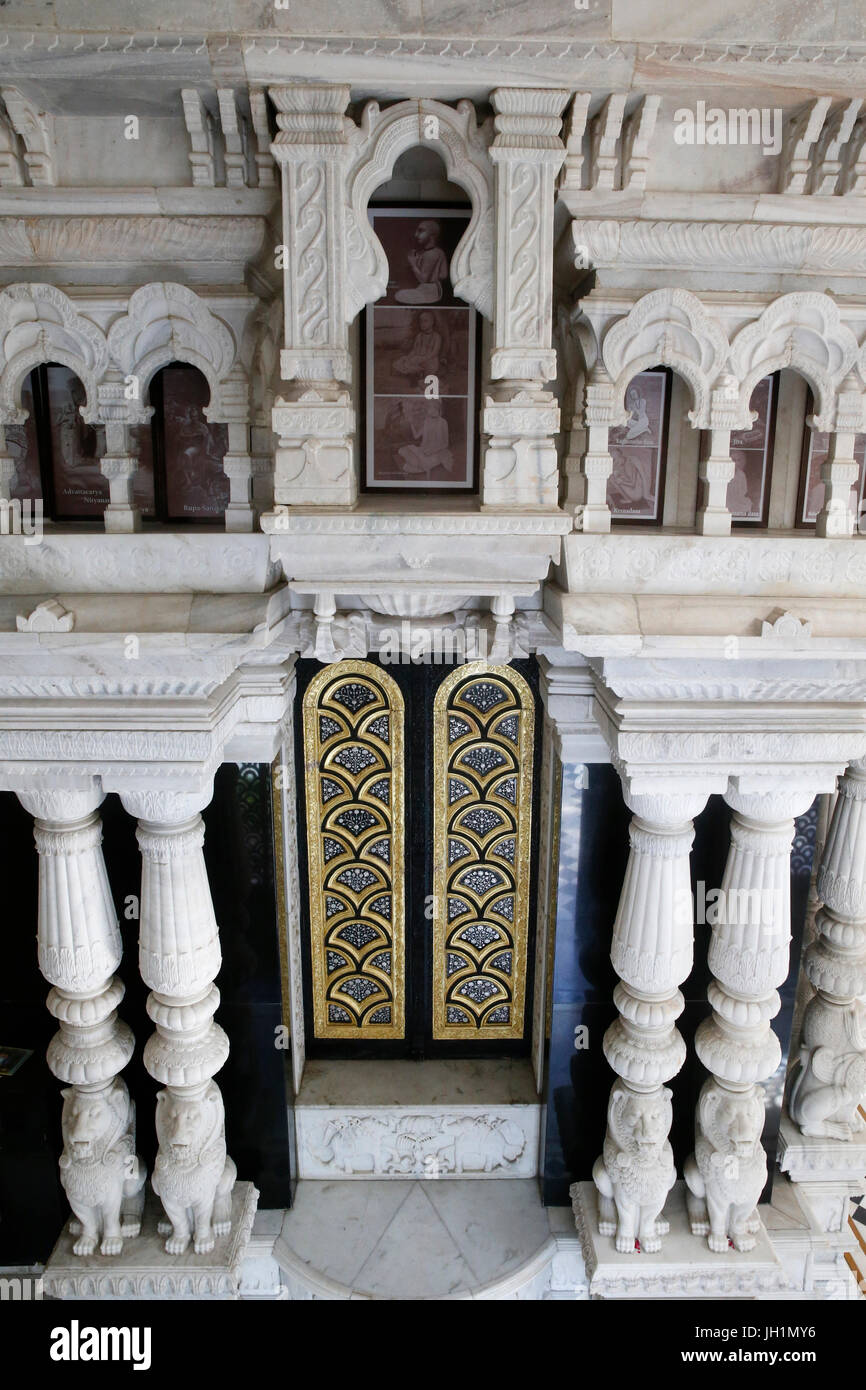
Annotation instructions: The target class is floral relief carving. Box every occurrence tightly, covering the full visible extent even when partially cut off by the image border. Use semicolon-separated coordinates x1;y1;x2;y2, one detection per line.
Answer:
0;282;108;422
601;288;728;429
106;283;239;421
729;292;860;430
345;99;495;323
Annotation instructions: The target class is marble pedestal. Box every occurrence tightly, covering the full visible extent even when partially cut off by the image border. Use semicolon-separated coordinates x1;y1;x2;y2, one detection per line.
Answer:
42;1183;259;1301
570;1181;791;1299
777;1113;866;1249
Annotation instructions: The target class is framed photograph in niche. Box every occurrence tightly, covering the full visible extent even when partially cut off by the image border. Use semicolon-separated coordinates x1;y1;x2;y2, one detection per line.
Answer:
44;364;107;519
606;367;670;523
364;207;477;492
796;389;866;527
709;371;778;526
6;370;43;502
150;364;229;523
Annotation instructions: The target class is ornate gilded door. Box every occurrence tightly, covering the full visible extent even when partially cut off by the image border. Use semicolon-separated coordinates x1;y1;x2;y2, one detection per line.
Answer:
295;657;539;1057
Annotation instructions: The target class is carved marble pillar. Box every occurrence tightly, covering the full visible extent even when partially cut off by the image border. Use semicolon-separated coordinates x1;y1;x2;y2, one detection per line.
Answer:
688;782;815;1253
789;759;866;1140
577;365;617;532
696;375;739;538
593;788;708;1253
267;84;356;510
120;789;238;1255
816;380;865;539
18;787;144;1256
482;88;569;508
0;422;16;501
97;377;150;534
222;420;255;533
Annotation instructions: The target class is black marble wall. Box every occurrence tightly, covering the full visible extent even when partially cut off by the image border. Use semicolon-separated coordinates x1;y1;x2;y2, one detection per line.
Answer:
0;765;293;1267
540;762;817;1206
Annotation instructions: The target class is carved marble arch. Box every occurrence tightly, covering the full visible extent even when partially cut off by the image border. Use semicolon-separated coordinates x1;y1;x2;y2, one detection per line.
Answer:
729;293;861;432
106;283;243;424
344;99;495;323
601;288;729;430
0;283;108;424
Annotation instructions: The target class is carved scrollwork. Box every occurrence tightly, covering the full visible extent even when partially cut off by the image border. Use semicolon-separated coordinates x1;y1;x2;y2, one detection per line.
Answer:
106;283;240;422
729;292;860;431
345;99;494;322
601;288;729;429
0;283;109;423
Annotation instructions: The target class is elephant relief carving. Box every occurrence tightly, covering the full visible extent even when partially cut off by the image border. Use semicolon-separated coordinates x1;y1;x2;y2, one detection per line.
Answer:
593;1086;676;1254
59;1078;145;1257
684;1082;765;1253
152;1084;236;1255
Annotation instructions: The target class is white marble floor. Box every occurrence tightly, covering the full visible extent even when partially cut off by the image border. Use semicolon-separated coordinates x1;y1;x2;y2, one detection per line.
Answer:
278;1178;558;1299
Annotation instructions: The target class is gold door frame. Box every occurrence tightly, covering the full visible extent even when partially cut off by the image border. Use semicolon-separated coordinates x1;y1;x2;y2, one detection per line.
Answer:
432;661;535;1040
302;660;405;1039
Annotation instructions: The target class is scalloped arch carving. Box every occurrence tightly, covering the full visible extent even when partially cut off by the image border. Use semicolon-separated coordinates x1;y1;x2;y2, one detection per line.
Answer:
601;288;729;429
729;293;860;431
344;99;494;323
0;283;109;424
106;283;240;421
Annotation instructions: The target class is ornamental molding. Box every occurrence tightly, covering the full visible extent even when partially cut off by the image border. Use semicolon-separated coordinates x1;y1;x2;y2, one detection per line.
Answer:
15;598;74;632
0;282;108;423
729;292;860;430
0;216;267;269
275;513;571;536
601;288;728;429
0;533;272;593
107;283;240;421
4;31;866;71
345;98;494;322
570;219;866;277
561;534;866;598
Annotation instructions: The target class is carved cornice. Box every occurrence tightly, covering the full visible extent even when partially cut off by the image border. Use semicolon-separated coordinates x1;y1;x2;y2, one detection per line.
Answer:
2;32;866;72
0;215;267;268
570;219;866;277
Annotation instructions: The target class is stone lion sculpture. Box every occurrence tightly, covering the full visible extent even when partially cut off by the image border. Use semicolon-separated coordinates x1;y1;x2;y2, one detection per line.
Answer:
153;1083;236;1255
592;1086;676;1254
59;1078;145;1257
788;998;866;1140
684;1081;765;1253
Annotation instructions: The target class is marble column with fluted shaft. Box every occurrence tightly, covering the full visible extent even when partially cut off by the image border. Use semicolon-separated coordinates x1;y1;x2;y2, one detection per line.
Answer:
593;788;708;1254
17;785;144;1256
687;782;815;1252
120;788;237;1255
789;759;866;1140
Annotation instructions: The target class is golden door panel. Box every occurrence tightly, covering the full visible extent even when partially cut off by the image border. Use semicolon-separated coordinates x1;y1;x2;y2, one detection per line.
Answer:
302;660;405;1039
432;662;535;1040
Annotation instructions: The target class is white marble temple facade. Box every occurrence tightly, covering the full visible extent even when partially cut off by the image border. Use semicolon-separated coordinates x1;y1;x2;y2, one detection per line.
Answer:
0;0;865;1304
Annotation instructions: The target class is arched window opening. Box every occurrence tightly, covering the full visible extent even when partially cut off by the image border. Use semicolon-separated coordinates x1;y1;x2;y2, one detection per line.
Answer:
9;363;104;520
698;372;779;527
796;386;866;529
607;366;671;524
145;362;229;523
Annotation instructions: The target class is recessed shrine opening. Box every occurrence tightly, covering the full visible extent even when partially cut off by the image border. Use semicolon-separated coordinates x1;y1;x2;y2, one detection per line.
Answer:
363;147;480;497
138;362;230;524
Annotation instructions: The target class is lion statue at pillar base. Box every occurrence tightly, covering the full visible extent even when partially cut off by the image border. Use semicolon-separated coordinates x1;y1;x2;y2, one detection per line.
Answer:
153;1082;236;1255
788;998;866;1141
592;1086;676;1254
60;1078;146;1257
684;1081;765;1253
